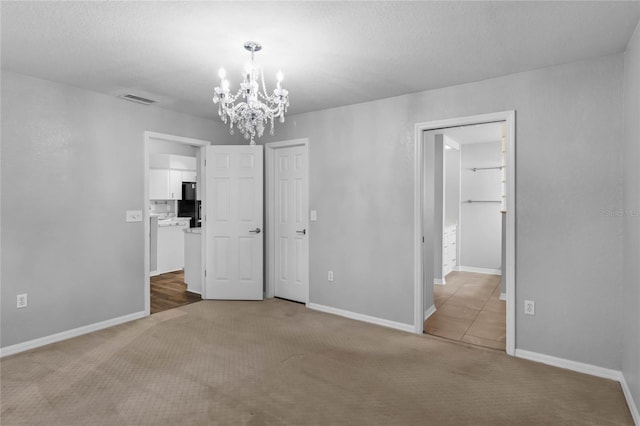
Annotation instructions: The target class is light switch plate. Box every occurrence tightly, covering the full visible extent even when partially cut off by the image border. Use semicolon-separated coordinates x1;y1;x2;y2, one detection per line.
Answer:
310;210;317;221
126;210;143;222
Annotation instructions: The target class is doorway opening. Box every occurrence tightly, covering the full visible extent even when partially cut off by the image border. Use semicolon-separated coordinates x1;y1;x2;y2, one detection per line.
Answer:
413;112;515;355
143;132;210;315
424;123;507;350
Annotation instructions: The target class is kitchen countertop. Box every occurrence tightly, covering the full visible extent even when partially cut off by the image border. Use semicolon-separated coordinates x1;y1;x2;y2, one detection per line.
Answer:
158;217;190;227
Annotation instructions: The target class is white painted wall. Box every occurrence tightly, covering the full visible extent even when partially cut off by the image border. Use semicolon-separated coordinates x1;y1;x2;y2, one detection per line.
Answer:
459;141;502;270
444;147;460;227
149;140;198;157
0;71;233;348
621;20;640;418
0;50;632;379
260;53;625;370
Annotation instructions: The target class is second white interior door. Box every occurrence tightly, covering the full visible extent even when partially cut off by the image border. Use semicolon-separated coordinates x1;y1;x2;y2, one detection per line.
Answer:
274;144;309;303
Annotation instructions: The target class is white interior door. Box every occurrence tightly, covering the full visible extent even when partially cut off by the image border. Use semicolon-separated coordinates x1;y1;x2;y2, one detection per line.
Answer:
274;145;308;302
204;145;263;300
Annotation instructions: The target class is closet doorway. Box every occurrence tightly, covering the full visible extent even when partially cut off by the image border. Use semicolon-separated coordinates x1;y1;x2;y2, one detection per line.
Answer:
427;123;506;350
413;112;515;355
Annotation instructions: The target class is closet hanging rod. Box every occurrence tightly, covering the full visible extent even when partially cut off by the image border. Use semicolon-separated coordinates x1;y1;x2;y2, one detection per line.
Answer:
463;200;501;204
470;166;503;172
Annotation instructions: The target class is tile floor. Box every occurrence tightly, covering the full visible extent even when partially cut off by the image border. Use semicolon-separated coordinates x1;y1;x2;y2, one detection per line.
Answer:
424;271;506;350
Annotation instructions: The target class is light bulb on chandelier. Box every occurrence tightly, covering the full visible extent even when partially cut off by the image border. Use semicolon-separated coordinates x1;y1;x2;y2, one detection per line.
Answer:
212;41;290;145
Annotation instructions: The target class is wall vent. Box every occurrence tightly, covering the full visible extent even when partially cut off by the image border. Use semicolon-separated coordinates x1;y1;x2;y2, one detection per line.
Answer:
119;94;156;105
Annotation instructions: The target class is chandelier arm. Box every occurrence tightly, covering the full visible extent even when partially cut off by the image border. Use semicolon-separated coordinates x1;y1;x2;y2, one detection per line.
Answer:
246;101;281;118
264;105;284;116
260;68;271;99
219;91;242;111
230;102;249;115
257;92;279;105
228;90;242;103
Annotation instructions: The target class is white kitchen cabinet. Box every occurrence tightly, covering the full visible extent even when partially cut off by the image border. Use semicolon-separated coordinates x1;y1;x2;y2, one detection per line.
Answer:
150;169;183;200
443;224;457;276
149;152;198;200
149;169;170;200
156;220;189;274
169;170;182;200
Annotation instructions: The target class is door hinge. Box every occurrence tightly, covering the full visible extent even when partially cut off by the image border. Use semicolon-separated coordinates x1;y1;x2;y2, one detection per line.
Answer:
204;270;207;277
422;236;425;243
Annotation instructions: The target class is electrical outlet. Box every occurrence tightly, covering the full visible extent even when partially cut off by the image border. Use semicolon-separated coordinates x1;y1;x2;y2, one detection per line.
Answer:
17;294;27;309
328;271;334;282
524;300;535;315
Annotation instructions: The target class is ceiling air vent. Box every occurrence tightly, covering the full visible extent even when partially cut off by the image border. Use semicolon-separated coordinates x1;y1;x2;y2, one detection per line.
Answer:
119;94;156;105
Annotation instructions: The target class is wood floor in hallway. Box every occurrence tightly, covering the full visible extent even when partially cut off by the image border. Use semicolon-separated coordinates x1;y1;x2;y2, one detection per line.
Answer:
424;271;505;350
150;270;201;314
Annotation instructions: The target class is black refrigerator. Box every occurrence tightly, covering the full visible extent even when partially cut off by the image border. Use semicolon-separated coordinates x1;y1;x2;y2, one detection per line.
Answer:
177;182;201;228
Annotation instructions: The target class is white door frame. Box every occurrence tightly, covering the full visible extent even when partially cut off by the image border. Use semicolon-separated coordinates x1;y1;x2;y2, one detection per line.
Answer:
143;131;210;316
264;138;310;304
413;112;516;355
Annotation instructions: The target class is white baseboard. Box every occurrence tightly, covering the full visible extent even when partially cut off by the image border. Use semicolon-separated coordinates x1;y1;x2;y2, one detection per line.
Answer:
434;278;446;285
515;349;622;381
516;349;639;424
499;293;507;300
621;374;640;426
458;266;502;275
424;305;437;321
186;289;201;295
0;311;147;358
307;303;414;333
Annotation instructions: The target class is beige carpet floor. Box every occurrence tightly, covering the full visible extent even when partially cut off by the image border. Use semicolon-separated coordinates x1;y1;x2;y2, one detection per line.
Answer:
1;299;633;425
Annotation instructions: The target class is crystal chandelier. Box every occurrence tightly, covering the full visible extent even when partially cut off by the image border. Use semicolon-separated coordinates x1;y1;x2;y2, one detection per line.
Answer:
213;41;290;145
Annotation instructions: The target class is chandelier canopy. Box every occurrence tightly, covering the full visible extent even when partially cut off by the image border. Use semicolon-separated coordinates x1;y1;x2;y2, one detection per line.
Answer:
213;41;289;145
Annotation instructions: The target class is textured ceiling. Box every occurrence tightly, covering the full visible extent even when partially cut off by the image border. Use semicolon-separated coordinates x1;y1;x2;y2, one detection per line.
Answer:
2;1;638;121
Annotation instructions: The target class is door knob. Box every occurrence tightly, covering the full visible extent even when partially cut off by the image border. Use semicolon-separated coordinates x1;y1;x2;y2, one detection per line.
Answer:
296;229;306;235
249;227;261;234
